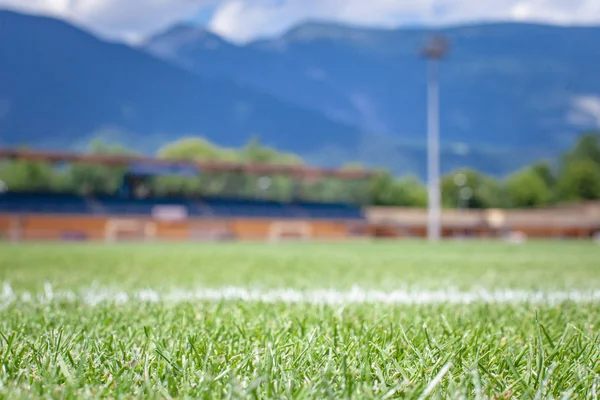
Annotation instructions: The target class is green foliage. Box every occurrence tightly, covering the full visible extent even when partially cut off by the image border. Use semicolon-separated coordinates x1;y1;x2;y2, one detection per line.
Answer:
530;161;556;188
505;167;552;208
0;159;56;191
67;139;135;194
158;137;239;162
2;131;600;208
562;132;600;166
0;139;138;195
551;133;600;202
441;169;505;209
556;159;600;201
371;171;427;207
158;136;302;165
154;137;304;200
241;137;303;165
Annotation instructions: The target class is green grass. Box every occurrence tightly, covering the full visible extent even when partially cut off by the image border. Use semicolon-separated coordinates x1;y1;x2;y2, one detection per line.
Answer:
1;241;599;290
1;241;600;398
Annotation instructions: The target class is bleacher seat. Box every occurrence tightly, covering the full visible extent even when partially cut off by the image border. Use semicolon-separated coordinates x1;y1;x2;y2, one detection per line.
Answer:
0;192;364;220
96;196;214;217
293;201;364;220
0;192;90;214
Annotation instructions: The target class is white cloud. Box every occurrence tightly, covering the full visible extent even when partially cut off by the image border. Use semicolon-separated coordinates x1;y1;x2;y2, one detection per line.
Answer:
209;0;600;43
1;0;600;43
569;95;600;129
0;0;218;42
209;0;433;42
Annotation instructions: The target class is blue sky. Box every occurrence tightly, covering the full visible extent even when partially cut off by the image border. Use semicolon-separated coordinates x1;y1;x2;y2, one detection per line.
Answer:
192;4;219;26
1;0;599;43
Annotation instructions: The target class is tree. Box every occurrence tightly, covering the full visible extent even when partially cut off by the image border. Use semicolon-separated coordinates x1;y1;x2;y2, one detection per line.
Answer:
158;137;239;162
66;139;135;194
441;169;505;209
0;159;56;191
241;137;303;165
156;137;305;199
0;140;134;193
394;177;428;207
371;171;427;207
530;161;556;188
553;133;600;202
556;159;600;201
505;167;552;207
562;133;600;166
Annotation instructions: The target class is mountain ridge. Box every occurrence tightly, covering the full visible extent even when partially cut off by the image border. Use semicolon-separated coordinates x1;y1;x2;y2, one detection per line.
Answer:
0;9;362;161
1;9;599;176
144;20;600;153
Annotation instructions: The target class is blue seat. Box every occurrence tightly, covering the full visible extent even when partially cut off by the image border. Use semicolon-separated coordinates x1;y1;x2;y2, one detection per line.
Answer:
0;192;91;214
292;201;363;220
0;193;365;220
96;196;192;216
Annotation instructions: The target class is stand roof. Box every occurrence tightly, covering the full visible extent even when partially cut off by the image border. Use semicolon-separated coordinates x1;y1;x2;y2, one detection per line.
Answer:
0;149;373;180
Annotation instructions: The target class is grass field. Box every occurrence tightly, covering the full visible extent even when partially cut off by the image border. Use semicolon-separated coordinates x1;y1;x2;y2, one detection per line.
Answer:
1;241;599;398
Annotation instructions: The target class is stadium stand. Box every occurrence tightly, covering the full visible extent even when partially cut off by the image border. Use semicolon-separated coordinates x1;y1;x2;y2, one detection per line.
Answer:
0;192;90;214
5;149;596;241
0;149;370;242
0;192;364;220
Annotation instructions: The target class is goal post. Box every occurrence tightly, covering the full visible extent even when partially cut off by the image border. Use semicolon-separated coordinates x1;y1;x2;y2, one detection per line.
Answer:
268;221;312;242
105;219;157;243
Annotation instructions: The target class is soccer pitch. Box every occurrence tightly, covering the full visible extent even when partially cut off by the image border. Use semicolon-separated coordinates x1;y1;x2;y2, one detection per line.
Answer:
1;241;599;398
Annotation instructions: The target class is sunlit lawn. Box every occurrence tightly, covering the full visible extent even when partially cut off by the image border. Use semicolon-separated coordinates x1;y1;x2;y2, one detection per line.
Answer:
0;241;599;398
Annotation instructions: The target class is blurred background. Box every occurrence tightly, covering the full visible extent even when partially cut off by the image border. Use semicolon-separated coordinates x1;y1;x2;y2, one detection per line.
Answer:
0;0;599;242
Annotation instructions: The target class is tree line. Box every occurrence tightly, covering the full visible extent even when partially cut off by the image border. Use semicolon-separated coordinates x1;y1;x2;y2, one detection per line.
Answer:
372;132;600;208
0;137;368;204
1;133;599;208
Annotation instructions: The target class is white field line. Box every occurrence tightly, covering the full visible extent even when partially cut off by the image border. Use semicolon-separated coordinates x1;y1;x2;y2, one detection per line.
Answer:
2;283;600;307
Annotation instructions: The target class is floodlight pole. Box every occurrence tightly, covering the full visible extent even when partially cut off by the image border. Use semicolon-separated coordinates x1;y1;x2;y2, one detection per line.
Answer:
422;36;448;242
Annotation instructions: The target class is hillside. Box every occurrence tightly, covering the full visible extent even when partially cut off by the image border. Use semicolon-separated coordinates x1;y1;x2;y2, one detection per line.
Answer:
2;9;599;176
145;21;600;171
0;11;361;157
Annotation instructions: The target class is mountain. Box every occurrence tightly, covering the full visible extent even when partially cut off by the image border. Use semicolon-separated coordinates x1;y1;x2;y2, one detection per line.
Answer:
2;10;598;177
0;11;362;159
144;21;600;173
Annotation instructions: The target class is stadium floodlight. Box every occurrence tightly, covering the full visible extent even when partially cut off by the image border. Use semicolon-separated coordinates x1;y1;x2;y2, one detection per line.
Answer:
421;35;449;242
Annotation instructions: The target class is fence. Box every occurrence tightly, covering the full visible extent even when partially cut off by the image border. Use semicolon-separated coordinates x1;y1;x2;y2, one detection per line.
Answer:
367;205;600;239
0;214;366;242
